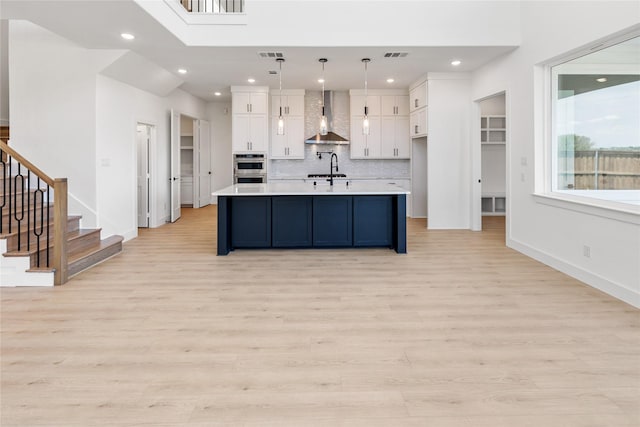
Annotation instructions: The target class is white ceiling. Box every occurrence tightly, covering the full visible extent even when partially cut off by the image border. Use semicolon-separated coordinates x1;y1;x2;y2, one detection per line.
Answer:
2;0;517;101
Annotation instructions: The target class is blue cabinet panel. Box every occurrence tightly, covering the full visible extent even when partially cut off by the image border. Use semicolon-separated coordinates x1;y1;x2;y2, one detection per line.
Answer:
312;196;353;247
231;197;271;248
272;196;312;247
353;196;393;247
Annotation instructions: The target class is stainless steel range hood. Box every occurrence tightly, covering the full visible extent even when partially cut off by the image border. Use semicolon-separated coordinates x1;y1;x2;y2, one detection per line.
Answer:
305;91;349;145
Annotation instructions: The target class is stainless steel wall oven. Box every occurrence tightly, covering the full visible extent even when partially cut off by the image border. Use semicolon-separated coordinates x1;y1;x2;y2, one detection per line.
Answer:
233;153;266;184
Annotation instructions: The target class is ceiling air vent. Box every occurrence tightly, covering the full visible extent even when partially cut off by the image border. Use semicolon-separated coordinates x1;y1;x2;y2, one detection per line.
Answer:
258;52;285;58
383;52;409;58
268;70;278;75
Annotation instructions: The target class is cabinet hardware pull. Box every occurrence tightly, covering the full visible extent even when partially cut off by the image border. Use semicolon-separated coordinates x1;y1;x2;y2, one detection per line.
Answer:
415;99;418;108
415;125;418;134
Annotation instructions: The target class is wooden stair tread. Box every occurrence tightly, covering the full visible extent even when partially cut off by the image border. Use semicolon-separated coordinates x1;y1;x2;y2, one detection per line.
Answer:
68;235;124;277
3;228;101;257
68;235;123;263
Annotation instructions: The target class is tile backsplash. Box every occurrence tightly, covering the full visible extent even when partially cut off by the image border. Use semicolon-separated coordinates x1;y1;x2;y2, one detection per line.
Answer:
269;90;410;179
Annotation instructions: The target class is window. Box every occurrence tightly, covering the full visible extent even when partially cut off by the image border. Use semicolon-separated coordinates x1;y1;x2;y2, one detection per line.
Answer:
550;35;640;204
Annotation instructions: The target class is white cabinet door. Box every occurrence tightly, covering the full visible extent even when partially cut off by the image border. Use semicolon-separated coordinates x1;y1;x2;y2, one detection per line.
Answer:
381;95;409;116
351;95;381;117
381;116;396;158
395;116;410;158
381;116;410;159
270;116;304;159
286;116;305;158
270;116;287;158
232;115;251;151
396;95;410;116
235;92;267;114
350;116;381;158
410;109;427;138
249;115;267;152
249;92;268;114
350;120;368;159
285;95;305;116
381;95;397;116
410;82;427;112
232;93;252;114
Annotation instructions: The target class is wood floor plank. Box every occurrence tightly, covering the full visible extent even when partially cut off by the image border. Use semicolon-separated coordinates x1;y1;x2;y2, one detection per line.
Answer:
1;206;638;426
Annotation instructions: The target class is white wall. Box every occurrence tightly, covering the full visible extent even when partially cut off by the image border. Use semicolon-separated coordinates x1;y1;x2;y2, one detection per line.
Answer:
96;76;206;239
471;1;640;307
9;20;208;241
140;0;521;47
206;101;233;200
427;73;472;229
9;20;123;227
0;20;9;127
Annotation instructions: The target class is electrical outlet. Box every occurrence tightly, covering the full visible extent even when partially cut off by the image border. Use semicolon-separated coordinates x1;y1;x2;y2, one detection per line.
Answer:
521;157;528;166
583;245;591;258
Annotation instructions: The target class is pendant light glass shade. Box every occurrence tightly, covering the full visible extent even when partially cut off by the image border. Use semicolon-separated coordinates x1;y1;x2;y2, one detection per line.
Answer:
362;58;371;135
276;58;285;135
319;58;328;135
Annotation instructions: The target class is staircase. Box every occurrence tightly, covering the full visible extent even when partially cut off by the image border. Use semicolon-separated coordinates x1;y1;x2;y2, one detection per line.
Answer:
1;140;123;286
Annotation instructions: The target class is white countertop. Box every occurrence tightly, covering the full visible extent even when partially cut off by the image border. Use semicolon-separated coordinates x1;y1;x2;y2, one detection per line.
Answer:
213;182;410;196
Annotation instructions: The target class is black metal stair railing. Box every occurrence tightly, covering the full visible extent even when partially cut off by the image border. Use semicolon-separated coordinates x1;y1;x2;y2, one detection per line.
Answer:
1;141;68;285
1;153;52;268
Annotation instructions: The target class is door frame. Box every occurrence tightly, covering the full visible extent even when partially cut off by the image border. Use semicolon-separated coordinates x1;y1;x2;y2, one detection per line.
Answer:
135;121;157;228
471;90;509;233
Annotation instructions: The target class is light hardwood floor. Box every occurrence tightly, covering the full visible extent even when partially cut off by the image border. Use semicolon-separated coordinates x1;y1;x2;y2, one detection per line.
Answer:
1;206;638;426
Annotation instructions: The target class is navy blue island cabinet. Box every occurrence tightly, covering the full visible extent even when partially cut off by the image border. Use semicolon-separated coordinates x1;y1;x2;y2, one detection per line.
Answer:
216;189;406;255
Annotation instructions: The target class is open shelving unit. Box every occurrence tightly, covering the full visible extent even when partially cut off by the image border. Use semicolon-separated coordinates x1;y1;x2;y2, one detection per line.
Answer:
481;115;506;144
481;114;506;216
481;193;506;216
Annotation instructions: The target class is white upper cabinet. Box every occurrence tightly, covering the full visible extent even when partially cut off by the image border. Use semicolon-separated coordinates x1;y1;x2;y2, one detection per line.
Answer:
350;89;409;159
350;95;381;117
232;115;268;152
381;116;410;159
381;95;409;116
270;115;305;159
231;86;269;153
270;90;305;160
272;92;305;116
409;81;427;112
232;91;268;115
350;116;381;159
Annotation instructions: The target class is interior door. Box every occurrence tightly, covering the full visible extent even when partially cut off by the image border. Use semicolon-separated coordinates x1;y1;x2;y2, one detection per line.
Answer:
197;119;211;208
136;124;150;227
170;110;181;222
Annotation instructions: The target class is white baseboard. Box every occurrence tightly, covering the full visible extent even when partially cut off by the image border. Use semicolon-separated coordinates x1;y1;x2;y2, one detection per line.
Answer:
121;229;137;242
508;237;639;308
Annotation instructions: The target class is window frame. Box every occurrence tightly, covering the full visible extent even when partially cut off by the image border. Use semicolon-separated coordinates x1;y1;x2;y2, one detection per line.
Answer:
536;27;640;223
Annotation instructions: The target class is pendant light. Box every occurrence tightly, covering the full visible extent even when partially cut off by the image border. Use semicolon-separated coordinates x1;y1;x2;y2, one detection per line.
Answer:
362;58;371;135
276;58;285;135
319;58;328;135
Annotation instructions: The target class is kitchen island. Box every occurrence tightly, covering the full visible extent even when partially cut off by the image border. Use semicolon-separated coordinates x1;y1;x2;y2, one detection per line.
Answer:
213;182;409;255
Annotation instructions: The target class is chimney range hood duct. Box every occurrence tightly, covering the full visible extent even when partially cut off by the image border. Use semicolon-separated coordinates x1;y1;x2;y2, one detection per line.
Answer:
305;91;349;145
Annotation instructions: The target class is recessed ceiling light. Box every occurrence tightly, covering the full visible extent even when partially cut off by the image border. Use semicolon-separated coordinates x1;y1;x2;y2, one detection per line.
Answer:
178;68;187;74
318;78;325;83
451;60;462;66
386;78;395;83
597;77;607;83
214;92;222;96
248;78;256;83
120;33;135;40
